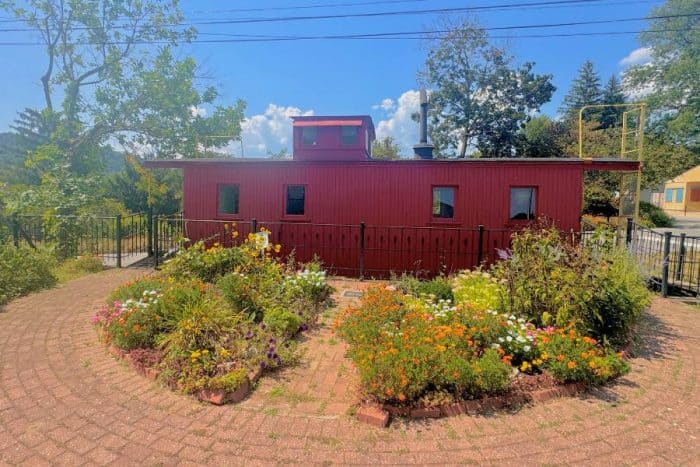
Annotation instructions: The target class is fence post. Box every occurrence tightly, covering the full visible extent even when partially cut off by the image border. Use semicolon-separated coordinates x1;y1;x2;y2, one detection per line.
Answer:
115;214;122;268
12;213;19;247
477;225;485;265
252;218;258;233
147;209;154;257
675;233;686;281
153;215;159;269
625;217;633;246
661;231;672;297
359;222;366;279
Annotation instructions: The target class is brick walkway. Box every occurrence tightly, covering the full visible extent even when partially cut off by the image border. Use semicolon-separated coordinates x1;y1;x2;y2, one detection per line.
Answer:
0;269;697;465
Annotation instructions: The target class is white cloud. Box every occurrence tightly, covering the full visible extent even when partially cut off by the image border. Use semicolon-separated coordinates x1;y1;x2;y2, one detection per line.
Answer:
236;104;314;157
620;47;653;67
375;90;421;156
372;98;395;112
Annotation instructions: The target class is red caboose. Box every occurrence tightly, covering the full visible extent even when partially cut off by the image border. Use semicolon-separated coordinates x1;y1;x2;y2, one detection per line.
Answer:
145;114;638;276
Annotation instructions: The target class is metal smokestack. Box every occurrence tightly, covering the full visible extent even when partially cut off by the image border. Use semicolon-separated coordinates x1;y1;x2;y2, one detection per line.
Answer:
414;89;434;159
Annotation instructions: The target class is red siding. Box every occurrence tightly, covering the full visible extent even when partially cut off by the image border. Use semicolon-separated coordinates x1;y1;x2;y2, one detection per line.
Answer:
182;161;584;231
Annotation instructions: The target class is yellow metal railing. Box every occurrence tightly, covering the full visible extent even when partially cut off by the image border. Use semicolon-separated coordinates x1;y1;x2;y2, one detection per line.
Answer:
577;103;646;224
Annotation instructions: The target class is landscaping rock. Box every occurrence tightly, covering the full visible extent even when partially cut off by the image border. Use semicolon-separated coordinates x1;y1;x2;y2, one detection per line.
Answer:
410;406;442;419
227;378;251;403
356;406;391;428
198;388;228;405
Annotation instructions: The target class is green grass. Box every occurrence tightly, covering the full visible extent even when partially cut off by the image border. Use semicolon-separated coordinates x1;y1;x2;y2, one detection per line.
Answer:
52;256;105;284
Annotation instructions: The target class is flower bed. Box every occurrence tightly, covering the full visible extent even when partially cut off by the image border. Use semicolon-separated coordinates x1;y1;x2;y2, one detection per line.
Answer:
336;226;648;426
92;230;333;404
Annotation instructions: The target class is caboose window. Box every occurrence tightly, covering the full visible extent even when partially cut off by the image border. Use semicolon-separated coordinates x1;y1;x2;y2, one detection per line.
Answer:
218;184;240;215
286;185;306;215
301;127;317;145
341;126;358;145
510;187;537;220
432;187;455;218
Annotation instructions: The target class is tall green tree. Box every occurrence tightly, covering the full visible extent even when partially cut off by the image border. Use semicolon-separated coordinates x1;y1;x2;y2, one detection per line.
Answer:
420;20;555;158
515;115;564;158
559;60;602;119
371;136;401;160
599;75;627;129
623;0;700;154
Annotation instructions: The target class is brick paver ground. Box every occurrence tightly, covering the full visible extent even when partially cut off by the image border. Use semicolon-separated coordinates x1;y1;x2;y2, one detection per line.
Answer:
0;268;698;465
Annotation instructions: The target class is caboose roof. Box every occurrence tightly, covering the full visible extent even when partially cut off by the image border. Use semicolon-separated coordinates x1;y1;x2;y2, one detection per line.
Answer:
144;157;640;172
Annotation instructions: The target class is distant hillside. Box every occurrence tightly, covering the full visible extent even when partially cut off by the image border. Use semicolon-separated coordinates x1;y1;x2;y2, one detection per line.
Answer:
0;132;125;185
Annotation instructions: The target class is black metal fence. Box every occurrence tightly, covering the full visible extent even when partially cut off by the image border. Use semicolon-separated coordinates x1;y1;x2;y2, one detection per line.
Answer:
0;212;152;267
4;211;698;296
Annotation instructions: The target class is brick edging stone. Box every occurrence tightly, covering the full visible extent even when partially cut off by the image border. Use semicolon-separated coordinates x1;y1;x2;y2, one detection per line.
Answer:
356;382;587;428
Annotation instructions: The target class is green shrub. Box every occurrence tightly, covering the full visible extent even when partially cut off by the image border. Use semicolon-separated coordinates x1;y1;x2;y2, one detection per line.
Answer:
473;349;511;394
638;201;673;228
589;248;651;347
161;241;245;282
208;368;248;391
452;270;504;311
0;243;57;304
54;255;104;283
395;274;454;302
538;329;629;384
262;307;303;337
494;225;650;348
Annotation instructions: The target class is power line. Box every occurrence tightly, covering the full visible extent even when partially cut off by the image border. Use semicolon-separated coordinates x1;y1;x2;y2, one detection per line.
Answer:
0;12;697;40
0;27;693;46
0;0;610;29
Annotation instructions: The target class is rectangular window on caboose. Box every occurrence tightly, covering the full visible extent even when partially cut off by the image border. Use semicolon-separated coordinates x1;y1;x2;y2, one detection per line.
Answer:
286;185;306;215
432;187;455;218
510;187;536;220
341;126;358;145
676;188;684;203
218;184;240;215
665;188;674;202
301;127;317;145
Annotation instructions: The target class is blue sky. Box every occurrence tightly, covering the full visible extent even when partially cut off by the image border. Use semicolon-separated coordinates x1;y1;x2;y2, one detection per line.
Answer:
0;0;661;155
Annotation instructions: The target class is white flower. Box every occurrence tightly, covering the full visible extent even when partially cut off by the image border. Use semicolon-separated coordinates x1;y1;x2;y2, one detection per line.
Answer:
523;345;531;352
506;336;513;342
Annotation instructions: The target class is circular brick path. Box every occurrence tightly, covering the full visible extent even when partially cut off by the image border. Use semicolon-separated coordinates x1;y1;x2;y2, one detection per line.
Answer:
0;269;698;465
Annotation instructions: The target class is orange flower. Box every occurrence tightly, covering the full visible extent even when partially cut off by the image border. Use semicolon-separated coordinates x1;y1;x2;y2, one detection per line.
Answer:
567;361;577;369
589;360;597;369
581;352;589;359
385;388;393;397
398;393;407;402
556;354;565;362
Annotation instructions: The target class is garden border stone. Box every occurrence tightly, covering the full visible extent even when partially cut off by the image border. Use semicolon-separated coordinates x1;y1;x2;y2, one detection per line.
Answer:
357;382;587;427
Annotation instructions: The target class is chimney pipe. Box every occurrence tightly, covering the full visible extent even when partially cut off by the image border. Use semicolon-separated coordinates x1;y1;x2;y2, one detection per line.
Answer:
414;89;434;159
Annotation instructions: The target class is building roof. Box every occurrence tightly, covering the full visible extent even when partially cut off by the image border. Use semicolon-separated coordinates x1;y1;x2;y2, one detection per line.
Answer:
666;165;700;184
291;115;375;138
143;157;640;172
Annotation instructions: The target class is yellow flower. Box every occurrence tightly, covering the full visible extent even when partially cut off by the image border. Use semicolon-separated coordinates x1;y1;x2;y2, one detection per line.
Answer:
520;361;531;371
274;244;282;253
589;360;597;368
435;344;447;352
541;353;549;361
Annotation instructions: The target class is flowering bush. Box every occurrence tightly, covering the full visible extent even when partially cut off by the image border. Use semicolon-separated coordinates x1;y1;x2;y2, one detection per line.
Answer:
93;229;332;399
494;225;651;348
336;286;512;403
395;274;454;302
536;328;629;384
336;277;632;406
452;270;504;312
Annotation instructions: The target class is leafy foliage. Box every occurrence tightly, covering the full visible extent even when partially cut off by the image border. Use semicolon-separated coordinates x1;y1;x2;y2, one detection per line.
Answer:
371;136;402;160
0;243;57;304
420;19;554;158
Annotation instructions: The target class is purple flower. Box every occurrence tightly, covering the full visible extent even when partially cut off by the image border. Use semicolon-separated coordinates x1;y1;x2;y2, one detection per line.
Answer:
260;361;267;369
269;337;276;344
260;323;267;330
245;330;253;339
300;323;308;332
272;353;278;360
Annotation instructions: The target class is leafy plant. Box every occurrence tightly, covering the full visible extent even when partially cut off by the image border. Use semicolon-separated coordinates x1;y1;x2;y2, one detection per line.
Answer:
0;243;56;304
394;274;454;302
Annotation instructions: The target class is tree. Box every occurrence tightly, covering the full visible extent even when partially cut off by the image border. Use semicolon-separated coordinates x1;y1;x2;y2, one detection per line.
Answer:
371;136;401;160
599;75;626;129
559;60;602;119
420;20;555;158
516;115;564;158
107;156;181;215
0;0;245;168
623;0;700;153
